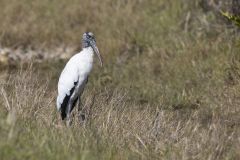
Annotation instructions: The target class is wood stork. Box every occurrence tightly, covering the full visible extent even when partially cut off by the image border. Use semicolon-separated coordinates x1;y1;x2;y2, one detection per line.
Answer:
56;32;103;126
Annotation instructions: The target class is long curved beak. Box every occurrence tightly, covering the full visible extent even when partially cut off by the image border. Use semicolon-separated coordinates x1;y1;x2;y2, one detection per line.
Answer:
90;40;103;67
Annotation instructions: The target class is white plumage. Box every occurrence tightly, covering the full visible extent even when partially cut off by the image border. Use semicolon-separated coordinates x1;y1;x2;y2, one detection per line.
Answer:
56;32;102;125
57;47;94;110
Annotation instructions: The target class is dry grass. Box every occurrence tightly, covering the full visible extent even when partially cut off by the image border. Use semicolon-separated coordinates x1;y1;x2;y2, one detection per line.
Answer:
0;0;240;159
0;64;239;160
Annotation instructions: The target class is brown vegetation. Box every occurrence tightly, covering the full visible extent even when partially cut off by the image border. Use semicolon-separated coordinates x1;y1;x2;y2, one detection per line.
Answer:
0;0;239;159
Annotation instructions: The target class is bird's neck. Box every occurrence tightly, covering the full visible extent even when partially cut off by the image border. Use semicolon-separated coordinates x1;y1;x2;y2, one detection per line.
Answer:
82;39;90;48
82;47;94;58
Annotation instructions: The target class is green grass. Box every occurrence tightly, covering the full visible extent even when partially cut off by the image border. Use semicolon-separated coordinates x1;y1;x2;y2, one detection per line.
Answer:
0;0;240;159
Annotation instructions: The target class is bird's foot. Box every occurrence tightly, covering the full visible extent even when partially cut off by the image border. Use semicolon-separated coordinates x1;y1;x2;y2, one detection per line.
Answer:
78;112;86;124
66;118;72;127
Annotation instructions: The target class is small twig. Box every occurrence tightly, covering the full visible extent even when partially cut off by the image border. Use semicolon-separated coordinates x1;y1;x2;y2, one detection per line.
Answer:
1;87;11;111
135;134;147;149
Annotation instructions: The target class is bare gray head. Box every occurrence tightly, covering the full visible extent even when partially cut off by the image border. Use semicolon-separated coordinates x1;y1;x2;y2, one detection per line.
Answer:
82;32;103;67
82;32;95;48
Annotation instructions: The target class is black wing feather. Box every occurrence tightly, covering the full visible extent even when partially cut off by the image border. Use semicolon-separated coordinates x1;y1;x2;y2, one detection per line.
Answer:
60;81;78;120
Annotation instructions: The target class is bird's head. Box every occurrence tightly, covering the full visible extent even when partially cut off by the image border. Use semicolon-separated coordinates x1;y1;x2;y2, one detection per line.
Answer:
82;32;103;67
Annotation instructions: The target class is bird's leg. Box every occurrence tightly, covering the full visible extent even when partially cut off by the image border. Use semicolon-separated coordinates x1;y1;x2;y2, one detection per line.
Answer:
76;78;88;124
66;98;74;127
78;97;85;123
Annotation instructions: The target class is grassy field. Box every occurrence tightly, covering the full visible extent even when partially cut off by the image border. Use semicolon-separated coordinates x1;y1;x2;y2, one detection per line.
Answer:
0;0;240;159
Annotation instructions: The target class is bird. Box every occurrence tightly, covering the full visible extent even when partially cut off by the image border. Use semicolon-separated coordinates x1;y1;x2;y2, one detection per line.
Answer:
56;32;103;126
